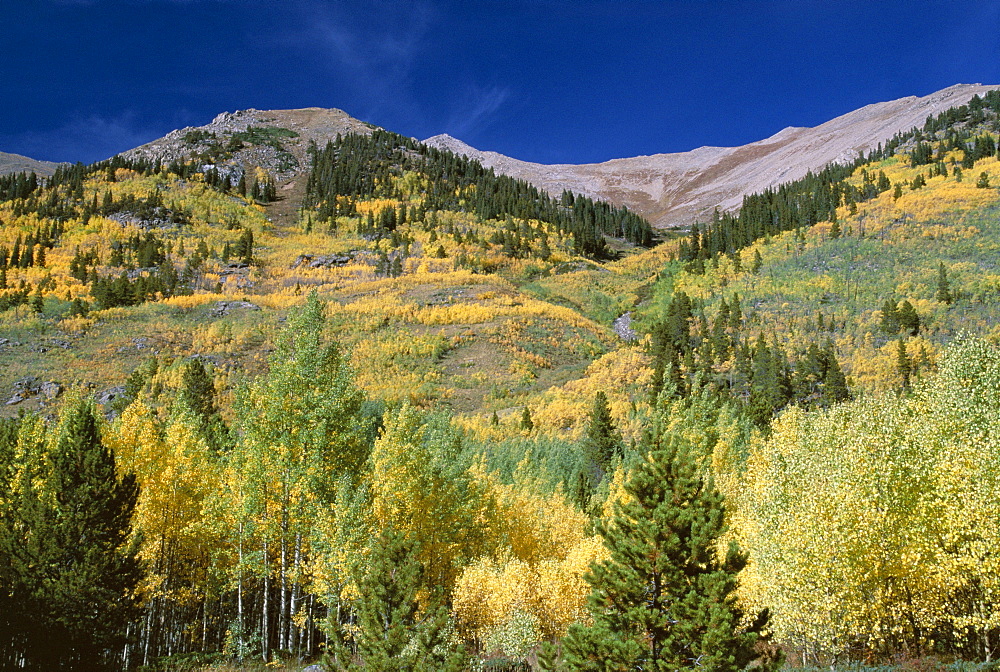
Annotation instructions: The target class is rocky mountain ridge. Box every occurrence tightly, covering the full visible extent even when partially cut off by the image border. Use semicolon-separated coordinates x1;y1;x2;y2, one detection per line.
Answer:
120;107;375;181
0;150;61;177
48;83;1000;230
425;84;1000;227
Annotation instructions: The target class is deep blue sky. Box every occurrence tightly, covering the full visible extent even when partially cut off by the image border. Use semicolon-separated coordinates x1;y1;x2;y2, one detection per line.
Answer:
3;0;999;165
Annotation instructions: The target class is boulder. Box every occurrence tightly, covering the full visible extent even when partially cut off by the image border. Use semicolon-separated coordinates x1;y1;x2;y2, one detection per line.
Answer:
40;382;62;400
96;385;126;405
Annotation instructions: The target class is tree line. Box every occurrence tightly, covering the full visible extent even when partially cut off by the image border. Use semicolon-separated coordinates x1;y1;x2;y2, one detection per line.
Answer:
304;130;655;258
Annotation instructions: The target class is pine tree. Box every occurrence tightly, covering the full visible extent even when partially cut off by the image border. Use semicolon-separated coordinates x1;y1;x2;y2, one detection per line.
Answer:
897;338;912;391
936;262;953;304
327;528;466;671
821;342;850;405
583;391;622;482
563;432;774;672
179;358;226;450
2;400;141;671
521;406;534;431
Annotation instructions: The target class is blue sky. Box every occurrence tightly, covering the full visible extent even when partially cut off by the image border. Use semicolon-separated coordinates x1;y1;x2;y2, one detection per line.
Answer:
3;0;999;165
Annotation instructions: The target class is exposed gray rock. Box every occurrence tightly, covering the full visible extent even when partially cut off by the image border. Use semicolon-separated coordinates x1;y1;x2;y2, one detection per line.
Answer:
613;312;638;342
14;377;40;392
211;300;262;317
291;252;363;269
40;382;62;400
97;385;126;405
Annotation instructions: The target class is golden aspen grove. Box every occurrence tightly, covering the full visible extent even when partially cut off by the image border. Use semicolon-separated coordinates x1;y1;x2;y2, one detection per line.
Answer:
5;92;1000;671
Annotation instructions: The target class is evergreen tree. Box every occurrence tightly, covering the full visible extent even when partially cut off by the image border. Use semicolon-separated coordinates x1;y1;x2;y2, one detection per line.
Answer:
327;528;466;671
2;399;141;671
897;300;920;336
179;358;226;450
821;342;850;405
583;391;622;480
897;338;912;391
520;406;534;431
936;262;953;304
563;432;774;672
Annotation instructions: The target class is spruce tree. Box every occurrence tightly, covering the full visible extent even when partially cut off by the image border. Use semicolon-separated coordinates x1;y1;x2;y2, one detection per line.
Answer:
936;262;953;304
563;433;774;672
2;400;141;671
897;338;912;390
521;406;534;431
327;528;466;671
583;391;622;480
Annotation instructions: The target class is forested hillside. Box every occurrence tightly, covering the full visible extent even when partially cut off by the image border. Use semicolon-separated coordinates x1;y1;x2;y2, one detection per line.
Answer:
4;93;1000;671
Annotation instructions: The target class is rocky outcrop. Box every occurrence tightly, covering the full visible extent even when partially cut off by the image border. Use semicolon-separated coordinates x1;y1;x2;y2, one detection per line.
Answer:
6;378;62;405
291;251;368;269
210;300;261;317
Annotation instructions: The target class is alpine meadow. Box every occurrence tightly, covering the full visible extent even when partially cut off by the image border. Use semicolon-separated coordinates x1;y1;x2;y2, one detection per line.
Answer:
5;82;1000;672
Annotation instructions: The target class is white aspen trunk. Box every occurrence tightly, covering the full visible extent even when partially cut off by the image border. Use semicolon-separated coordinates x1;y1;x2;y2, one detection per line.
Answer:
279;502;289;652
290;533;302;656
262;536;270;663
237;521;245;658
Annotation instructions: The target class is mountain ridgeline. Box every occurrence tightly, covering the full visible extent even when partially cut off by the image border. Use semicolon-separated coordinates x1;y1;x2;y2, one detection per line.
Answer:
680;89;1000;265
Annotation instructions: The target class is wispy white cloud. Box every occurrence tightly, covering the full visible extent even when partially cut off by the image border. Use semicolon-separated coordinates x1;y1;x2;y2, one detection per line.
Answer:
0;112;173;163
444;85;511;141
286;0;511;139
299;0;434;112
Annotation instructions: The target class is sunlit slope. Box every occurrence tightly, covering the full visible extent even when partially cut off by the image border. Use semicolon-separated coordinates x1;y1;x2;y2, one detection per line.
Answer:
637;145;1000;392
0;137;658;415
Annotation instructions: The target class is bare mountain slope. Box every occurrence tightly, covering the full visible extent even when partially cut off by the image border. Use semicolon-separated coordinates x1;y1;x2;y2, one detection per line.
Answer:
121;107;374;179
425;84;999;228
0;151;60;177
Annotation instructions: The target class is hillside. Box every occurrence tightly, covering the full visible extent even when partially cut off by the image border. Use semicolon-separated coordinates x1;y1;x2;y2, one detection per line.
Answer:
0;127;656;420
426;83;999;228
8;89;1000;671
0;150;60;177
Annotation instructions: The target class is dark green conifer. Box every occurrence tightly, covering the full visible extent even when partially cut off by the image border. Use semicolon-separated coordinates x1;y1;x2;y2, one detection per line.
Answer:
936;262;953;304
563;432;775;672
821;342;850;405
583;391;621;480
2;399;141;671
521;406;534;431
327;528;466;671
897;338;912;391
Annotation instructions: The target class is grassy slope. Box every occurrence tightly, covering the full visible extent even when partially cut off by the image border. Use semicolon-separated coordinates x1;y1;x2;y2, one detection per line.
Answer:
0;165;659;421
634;148;1000;391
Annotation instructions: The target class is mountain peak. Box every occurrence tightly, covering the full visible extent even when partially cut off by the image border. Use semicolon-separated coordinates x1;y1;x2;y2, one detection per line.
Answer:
121;107;376;178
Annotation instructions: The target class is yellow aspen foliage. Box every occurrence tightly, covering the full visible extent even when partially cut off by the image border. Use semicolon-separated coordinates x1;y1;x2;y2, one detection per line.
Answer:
452;535;607;643
734;337;1000;659
368;404;492;592
107;401;223;609
454;466;606;641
